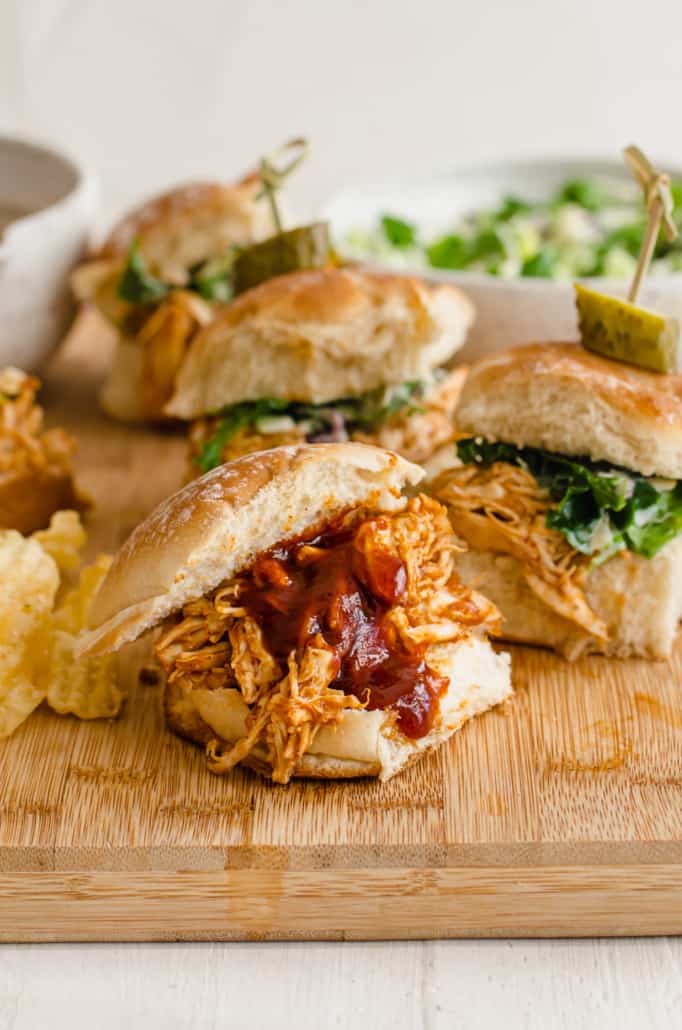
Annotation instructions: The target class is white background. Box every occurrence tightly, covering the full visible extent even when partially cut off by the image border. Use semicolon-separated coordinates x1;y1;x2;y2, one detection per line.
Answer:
3;0;682;222
2;1;682;1027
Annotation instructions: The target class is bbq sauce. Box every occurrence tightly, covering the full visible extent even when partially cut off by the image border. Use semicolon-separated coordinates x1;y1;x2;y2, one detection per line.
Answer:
239;521;447;738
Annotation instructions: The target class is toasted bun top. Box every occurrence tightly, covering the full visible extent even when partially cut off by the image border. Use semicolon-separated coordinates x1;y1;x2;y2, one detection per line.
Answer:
88;174;274;281
165;267;474;417
79;443;423;657
456;342;682;478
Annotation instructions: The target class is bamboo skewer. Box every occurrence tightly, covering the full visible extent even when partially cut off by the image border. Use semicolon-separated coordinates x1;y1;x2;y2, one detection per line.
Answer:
258;137;309;234
624;145;678;303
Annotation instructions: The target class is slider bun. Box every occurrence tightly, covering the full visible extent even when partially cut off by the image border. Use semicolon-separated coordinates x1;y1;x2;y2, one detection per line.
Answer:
93;175;274;278
97;337;147;422
71;175;275;312
456;342;682;478
165;267;474;418
164;635;511;781
78;443;423;657
454;542;682;660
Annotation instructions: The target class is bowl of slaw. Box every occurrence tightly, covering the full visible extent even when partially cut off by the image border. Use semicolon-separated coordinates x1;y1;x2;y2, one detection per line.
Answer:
323;157;682;361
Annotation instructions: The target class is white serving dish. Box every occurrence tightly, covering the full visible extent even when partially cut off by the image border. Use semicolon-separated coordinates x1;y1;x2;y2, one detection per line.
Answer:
0;136;98;371
323;157;682;362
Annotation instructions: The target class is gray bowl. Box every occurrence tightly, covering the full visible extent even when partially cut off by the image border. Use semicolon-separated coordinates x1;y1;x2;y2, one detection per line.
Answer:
0;136;99;370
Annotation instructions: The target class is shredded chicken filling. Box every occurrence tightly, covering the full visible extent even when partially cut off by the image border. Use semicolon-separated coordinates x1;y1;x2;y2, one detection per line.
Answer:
432;461;608;639
155;495;499;783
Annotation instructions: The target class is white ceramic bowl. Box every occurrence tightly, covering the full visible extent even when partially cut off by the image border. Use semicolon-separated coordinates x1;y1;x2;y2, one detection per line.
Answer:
0;136;98;370
323;158;682;362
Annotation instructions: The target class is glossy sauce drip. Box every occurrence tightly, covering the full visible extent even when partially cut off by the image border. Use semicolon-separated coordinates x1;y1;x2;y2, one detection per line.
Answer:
239;523;447;738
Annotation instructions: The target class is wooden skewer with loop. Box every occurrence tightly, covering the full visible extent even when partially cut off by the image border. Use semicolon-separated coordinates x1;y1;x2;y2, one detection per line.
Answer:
624;145;678;303
258;137;309;234
232;138;331;295
575;145;681;373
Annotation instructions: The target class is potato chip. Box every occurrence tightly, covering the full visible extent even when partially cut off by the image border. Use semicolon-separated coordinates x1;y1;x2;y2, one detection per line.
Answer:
0;676;47;738
0;530;59;737
46;631;122;719
0;521;122;732
32;510;87;574
45;554;124;720
52;553;112;634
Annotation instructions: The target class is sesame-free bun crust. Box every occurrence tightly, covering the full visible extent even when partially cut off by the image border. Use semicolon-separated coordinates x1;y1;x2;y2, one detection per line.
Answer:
93;174;274;277
457;342;682;478
79;443;423;657
165;267;474;417
164;634;512;781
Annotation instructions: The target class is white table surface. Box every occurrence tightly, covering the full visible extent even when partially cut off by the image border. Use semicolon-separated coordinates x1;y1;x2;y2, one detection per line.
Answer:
1;938;682;1029
2;1;682;1023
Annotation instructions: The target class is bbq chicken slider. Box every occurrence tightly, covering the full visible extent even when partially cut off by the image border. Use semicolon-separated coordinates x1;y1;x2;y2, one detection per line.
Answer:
78;443;511;782
165;267;473;470
71;173;276;421
430;343;682;660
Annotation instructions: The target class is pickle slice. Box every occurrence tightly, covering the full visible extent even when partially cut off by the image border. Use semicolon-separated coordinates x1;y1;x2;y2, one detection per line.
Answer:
575;283;681;373
232;221;331;294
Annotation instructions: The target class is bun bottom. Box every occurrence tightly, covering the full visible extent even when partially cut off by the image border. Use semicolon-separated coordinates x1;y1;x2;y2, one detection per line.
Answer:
99;338;149;422
164;679;382;779
163;635;512;781
454;545;682;660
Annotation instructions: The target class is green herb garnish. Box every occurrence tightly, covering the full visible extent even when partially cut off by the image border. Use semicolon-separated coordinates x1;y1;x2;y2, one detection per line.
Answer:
380;215;417;248
189;253;235;303
118;241;171;305
457;437;682;562
118;241;237;307
555;178;608;212
426;234;470;270
495;195;531;221
521;247;559;278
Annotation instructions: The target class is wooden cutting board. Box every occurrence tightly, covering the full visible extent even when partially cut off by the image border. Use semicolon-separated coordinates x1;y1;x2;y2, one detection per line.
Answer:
1;314;682;942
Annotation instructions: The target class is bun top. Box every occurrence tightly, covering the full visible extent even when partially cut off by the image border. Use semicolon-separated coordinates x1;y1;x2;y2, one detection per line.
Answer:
79;443;423;657
91;174;275;281
165;267;474;417
456;342;682;478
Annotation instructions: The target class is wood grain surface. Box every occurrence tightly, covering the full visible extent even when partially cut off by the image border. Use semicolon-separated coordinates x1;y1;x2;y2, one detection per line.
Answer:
1;312;682;942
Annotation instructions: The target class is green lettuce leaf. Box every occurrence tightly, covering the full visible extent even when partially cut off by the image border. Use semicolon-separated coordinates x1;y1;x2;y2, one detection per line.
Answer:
555;178;608;212
381;215;417;248
118;241;236;306
344;380;424;429
196;399;290;473
189;253;235;302
197;381;427;473
118;242;171;305
426;234;470;270
456;437;682;562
